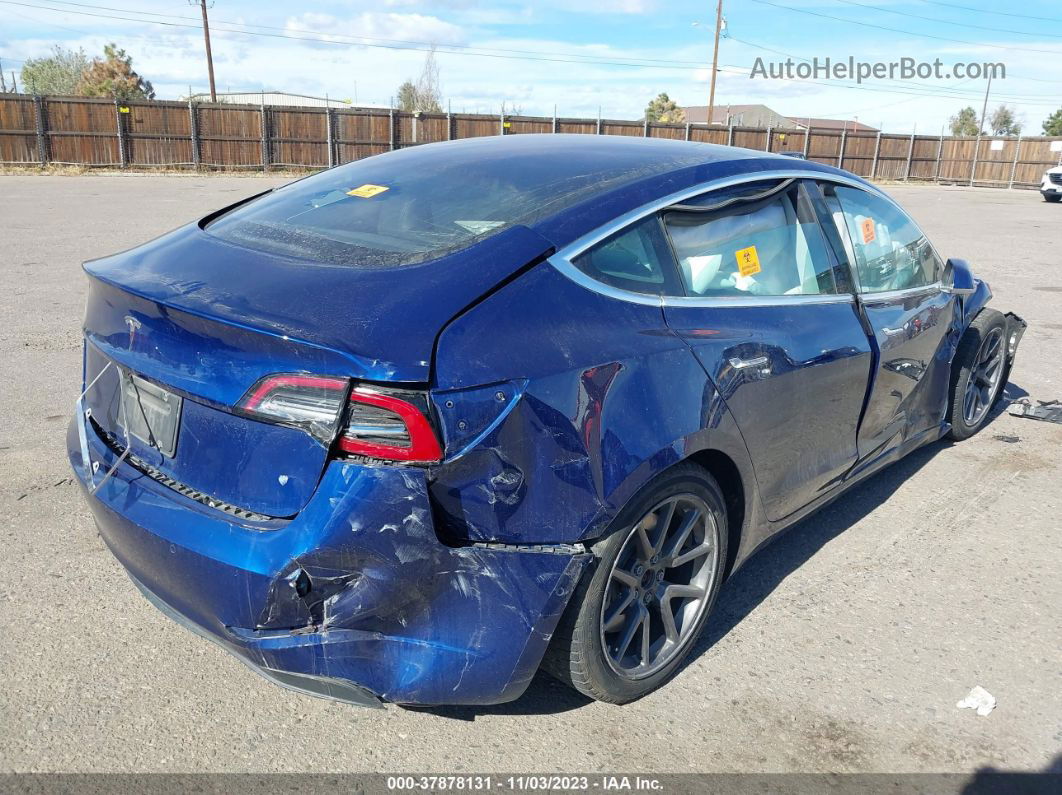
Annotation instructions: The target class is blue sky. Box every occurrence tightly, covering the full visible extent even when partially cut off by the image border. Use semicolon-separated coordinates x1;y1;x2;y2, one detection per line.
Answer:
2;1;1061;132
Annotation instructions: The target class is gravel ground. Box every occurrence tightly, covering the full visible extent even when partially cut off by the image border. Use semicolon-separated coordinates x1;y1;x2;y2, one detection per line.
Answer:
0;175;1059;775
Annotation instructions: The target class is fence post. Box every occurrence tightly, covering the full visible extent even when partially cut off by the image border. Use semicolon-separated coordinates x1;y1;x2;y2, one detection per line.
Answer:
326;107;336;168
643;116;648;137
499;109;504;136
114;99;128;168
904;131;916;181
870;130;882;179
552;104;558;134
596;107;602;135
389;106;396;151
446;105;453;141
934;130;945;182
685;122;691;141
1008;135;1022;189
836;129;846;168
969;135;981;186
32;95;48;166
726;124;734;147
802;125;811;158
188;99;201;169
765;125;772;152
260;102;270;170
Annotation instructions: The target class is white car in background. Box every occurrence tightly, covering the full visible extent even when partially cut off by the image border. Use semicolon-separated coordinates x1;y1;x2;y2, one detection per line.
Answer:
1042;166;1062;202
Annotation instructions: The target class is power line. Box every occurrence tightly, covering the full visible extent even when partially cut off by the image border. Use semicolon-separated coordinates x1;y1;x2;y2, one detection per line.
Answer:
4;0;1060;109
915;0;1062;25
716;64;1060;107
748;0;1062;56
728;35;1057;103
4;0;714;69
833;0;1062;40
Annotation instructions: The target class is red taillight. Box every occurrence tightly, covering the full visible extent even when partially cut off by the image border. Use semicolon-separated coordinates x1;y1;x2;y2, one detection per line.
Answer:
236;374;349;442
337;386;442;463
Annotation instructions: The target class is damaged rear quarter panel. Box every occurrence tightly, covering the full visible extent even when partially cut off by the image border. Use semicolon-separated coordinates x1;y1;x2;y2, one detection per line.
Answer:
430;263;758;548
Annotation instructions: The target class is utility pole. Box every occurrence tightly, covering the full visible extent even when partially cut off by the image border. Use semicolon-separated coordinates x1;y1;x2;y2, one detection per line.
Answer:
707;0;723;126
192;0;217;102
977;72;992;136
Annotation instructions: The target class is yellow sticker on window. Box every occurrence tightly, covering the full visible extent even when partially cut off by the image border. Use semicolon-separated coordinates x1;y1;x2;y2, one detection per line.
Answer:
735;245;762;277
861;217;876;244
347;184;389;198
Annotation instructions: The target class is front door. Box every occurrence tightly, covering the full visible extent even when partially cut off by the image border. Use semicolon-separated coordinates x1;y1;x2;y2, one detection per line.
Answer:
818;182;956;463
659;179;872;521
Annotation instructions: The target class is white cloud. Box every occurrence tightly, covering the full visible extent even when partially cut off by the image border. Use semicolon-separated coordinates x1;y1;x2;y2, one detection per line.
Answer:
283;12;467;47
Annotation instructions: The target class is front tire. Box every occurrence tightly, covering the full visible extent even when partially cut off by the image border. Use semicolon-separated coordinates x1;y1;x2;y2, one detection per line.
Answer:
947;309;1008;440
544;463;728;704
1043;193;1061;203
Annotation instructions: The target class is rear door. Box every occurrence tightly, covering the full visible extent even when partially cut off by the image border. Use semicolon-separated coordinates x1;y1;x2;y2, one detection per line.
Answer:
656;179;873;521
818;181;956;464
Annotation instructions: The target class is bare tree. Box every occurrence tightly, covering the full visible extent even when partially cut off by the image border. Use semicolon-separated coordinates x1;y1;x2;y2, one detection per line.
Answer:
988;104;1022;136
397;48;442;113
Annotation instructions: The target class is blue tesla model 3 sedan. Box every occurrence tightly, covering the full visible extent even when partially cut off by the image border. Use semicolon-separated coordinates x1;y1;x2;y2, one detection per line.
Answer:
69;135;1025;706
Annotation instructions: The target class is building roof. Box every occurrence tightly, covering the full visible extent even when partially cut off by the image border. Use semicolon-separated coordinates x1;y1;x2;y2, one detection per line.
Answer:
789;117;878;132
182;91;388;109
684;104;797;127
683;103;878;132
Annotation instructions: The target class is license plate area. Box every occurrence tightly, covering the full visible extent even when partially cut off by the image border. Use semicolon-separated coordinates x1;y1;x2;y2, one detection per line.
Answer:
118;371;182;458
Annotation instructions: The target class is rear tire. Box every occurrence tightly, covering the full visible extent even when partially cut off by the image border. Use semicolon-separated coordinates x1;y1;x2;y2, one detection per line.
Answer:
947;309;1007;441
543;463;728;704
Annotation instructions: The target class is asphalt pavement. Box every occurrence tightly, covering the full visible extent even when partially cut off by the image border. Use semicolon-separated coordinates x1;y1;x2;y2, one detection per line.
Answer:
0;174;1059;774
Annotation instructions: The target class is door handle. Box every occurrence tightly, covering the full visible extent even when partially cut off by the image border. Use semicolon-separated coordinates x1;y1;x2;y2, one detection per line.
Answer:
729;355;770;370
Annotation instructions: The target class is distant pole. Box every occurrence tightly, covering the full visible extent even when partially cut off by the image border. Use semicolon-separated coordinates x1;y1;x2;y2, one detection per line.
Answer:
977;72;992;135
193;0;218;103
707;0;723;126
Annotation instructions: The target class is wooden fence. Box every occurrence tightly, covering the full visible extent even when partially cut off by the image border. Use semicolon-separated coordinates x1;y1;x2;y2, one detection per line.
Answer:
2;94;1061;188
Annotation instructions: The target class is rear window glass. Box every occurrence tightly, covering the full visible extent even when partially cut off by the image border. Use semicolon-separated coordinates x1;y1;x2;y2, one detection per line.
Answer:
205;139;706;268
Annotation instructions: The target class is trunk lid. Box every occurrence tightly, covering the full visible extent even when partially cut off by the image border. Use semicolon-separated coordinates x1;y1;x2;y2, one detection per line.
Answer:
81;221;553;517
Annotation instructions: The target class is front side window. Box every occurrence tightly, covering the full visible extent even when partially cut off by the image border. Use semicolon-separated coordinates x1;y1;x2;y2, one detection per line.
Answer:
662;183;839;298
825;185;942;293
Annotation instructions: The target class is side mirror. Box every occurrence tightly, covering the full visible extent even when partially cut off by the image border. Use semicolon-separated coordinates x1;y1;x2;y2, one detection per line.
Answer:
944;258;977;296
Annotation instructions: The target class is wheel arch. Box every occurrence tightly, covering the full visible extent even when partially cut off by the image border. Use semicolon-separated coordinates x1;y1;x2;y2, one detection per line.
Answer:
685;448;746;577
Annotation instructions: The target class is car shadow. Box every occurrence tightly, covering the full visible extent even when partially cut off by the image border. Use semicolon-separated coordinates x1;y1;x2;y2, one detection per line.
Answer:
418;383;1024;720
685;440;944;664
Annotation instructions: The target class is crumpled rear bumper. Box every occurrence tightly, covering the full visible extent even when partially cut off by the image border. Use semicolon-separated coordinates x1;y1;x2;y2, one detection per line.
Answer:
69;417;589;706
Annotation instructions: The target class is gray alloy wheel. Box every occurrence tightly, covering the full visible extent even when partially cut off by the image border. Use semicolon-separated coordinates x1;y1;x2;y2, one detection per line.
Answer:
600;494;720;679
962;326;1005;427
543;463;729;704
947;308;1008;441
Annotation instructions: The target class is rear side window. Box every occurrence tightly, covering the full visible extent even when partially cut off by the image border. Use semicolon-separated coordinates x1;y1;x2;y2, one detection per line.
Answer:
826;185;943;293
663;183;839;297
572;216;678;296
